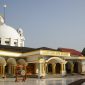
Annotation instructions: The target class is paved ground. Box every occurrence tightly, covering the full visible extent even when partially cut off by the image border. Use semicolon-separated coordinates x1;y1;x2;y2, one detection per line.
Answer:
0;75;85;85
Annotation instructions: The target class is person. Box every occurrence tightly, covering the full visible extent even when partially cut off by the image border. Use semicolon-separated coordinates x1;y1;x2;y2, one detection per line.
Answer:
15;65;27;82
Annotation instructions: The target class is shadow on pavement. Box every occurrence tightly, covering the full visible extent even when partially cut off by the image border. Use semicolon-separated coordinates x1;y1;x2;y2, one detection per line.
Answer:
68;79;85;85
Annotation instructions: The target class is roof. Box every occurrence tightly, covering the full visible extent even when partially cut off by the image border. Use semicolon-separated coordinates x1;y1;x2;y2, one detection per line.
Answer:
36;47;57;51
0;24;20;39
0;46;57;53
0;16;19;39
57;48;82;56
0;45;83;57
0;45;35;53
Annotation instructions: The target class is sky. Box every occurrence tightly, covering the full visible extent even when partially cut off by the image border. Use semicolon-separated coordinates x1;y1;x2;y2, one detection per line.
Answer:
0;0;85;51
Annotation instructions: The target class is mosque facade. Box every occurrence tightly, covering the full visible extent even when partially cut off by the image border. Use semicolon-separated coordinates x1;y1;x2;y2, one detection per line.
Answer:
0;16;85;78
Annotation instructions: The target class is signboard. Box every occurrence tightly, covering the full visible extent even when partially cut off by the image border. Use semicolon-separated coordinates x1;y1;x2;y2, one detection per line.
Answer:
21;70;26;76
40;50;70;57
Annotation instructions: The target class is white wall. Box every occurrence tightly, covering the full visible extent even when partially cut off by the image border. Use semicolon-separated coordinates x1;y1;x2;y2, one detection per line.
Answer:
26;56;39;62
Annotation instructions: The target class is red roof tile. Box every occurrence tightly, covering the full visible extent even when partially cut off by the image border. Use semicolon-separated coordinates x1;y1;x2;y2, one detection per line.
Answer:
57;48;82;56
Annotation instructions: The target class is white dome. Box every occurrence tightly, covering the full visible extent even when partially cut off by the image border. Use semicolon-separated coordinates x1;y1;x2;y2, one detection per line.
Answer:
0;16;25;47
0;24;19;39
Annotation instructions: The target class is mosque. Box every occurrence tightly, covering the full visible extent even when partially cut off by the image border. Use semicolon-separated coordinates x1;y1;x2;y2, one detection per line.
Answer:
0;16;85;78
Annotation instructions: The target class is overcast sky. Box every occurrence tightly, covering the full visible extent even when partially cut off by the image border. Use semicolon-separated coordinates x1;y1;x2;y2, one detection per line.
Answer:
0;0;85;51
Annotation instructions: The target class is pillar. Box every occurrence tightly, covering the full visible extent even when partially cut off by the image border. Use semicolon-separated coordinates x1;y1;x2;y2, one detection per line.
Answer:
1;38;5;45
76;61;82;73
42;63;45;77
38;63;45;78
13;66;16;76
8;65;11;74
11;66;13;75
35;63;38;74
11;65;17;76
2;66;5;77
52;63;56;74
45;63;48;74
18;39;20;47
60;63;66;76
10;39;15;46
71;63;74;73
0;66;2;75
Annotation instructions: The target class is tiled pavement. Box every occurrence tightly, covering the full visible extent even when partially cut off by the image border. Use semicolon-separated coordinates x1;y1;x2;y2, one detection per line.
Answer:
0;75;85;85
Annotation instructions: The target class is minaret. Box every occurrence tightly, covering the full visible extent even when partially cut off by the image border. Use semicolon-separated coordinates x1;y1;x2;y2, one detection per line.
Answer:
17;28;25;47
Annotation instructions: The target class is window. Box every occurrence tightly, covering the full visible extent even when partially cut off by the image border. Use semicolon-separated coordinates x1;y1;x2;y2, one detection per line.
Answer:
14;42;18;46
5;38;10;45
5;41;10;45
14;39;18;46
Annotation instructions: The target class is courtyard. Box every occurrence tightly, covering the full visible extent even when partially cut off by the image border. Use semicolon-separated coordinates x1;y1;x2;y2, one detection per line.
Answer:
0;75;85;85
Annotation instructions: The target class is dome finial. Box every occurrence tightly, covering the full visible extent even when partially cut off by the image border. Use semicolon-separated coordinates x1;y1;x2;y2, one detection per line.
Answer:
0;16;4;25
3;0;7;23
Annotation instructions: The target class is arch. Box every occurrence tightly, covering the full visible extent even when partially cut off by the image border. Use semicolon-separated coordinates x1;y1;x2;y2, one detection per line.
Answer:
6;58;17;75
46;57;67;75
27;63;36;74
66;62;73;73
47;63;52;74
46;57;67;64
7;58;17;65
0;57;6;66
73;61;81;73
55;63;61;73
17;59;27;66
0;57;6;76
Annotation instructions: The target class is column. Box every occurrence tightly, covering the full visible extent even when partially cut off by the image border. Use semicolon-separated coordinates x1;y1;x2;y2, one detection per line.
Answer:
1;66;3;75
2;66;5;77
60;63;66;76
11;66;13;75
38;63;45;78
60;63;63;73
8;65;11;74
10;39;14;46
1;38;5;45
71;63;74;73
52;63;56;74
63;64;66;71
13;66;16;76
78;62;82;73
37;63;40;78
12;65;16;76
0;66;2;75
42;63;45;77
45;63;48;74
18;39;20;47
35;63;38;74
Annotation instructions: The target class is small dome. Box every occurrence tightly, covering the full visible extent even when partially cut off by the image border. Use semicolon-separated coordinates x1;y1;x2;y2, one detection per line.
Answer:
0;24;19;39
7;58;17;65
18;59;27;66
0;57;6;66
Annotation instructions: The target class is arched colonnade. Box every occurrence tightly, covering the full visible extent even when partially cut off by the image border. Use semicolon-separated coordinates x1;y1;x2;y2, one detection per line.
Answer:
39;57;82;77
0;56;82;78
0;57;27;77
